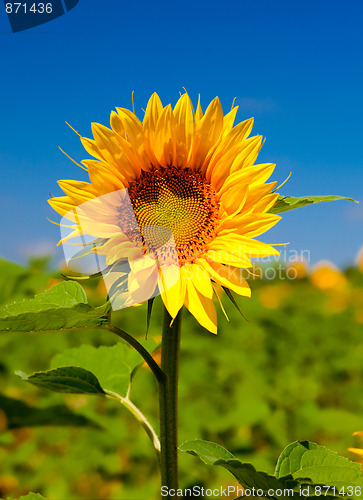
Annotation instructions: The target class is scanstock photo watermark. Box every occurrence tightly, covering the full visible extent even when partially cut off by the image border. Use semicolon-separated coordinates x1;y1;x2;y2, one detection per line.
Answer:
3;0;80;32
161;485;362;497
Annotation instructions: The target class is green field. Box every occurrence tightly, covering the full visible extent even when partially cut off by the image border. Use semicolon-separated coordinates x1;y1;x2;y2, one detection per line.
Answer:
1;257;363;499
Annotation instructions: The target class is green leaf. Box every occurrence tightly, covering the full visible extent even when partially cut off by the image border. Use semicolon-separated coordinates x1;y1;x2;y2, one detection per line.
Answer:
0;394;98;430
179;439;298;494
179;439;235;464
34;280;87;306
0;281;109;332
7;493;48;500
0;259;28;305
18;367;106;395
275;441;363;489
50;342;156;397
269;195;357;214
180;440;363;498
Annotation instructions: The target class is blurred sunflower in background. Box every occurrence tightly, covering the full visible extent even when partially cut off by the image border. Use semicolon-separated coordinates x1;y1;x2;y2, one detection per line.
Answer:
310;261;347;291
49;92;280;333
349;431;363;469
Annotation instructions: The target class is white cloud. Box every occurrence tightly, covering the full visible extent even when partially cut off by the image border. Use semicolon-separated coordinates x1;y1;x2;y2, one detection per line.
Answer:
344;198;363;223
236;97;277;113
17;239;57;259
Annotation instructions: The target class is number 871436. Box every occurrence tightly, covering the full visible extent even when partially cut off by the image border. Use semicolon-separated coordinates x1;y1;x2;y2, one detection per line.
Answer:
5;3;53;14
312;486;361;497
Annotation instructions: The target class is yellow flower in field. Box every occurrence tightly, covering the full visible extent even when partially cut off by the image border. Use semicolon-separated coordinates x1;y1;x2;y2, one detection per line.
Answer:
357;246;363;273
310;261;347;291
349;431;363;469
286;259;308;279
49;93;280;333
259;283;291;309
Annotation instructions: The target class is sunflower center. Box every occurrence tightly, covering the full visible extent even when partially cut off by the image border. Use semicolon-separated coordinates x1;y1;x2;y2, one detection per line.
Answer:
127;166;219;263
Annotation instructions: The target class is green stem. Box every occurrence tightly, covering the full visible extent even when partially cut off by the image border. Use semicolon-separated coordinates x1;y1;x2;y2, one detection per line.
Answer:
159;306;182;493
108;323;165;384
106;391;161;462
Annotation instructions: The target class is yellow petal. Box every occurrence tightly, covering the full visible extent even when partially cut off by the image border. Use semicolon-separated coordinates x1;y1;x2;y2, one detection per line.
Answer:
219;185;249;217
210;234;279;258
143;92;163;130
153;104;176;167
203;248;252;269
194;94;203;124
143;92;163;166
199;259;251;297
160;267;185;319
80;136;103;161
115;108;149;170
348;448;363;458
124;255;159;305
110;110;126;137
208;142;248;188
57;180;98;203
48;196;77;218
252;192;279;214
222;106;239;137
173;93;194;167
242;183;277;214
81;159;128;191
218;213;281;238
91;123;139;180
98;234;143;264
181;263;214;299
189;97;223;170
205;117;254;179
210;133;262;191
218;163;276;198
115;107;143;133
230;135;264;174
184;279;217;334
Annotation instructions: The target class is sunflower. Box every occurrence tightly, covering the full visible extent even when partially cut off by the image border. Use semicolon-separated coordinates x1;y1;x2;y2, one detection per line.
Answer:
349;431;363;469
49;92;280;333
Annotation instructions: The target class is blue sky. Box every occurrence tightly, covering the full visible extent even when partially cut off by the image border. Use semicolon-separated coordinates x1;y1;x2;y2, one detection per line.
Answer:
0;0;362;268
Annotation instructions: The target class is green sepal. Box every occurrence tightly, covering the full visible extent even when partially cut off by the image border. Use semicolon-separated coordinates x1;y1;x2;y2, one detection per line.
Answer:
269;195;357;214
146;297;155;338
222;286;248;321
